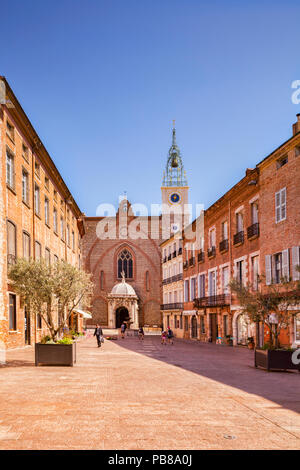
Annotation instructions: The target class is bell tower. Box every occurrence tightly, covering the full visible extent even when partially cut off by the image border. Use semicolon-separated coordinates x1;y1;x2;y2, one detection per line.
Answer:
161;122;189;235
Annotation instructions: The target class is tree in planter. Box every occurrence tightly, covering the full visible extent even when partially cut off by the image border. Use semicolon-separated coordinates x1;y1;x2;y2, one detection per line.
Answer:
229;269;300;349
9;258;93;342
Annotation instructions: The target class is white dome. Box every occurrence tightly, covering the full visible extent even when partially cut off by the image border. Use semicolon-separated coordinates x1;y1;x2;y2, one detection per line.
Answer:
111;280;137;296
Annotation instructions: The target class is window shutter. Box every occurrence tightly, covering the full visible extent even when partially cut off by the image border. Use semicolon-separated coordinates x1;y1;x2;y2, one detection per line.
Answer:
281;188;286;220
282;248;290;280
265;255;272;285
292;247;300;281
275;192;280;223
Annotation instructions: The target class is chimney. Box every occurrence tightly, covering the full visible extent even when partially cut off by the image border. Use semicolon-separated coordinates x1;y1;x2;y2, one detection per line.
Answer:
292;113;300;136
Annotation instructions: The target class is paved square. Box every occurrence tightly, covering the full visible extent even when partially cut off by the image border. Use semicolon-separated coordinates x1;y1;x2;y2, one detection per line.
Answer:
0;336;299;449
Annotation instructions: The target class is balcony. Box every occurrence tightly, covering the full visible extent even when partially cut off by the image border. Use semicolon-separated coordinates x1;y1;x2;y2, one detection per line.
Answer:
162;273;183;285
233;231;244;246
183;261;188;270
161;302;184;311
219;239;229;253
207;246;216;258
198;250;205;263
194;294;230;308
247;222;259;240
189;257;195;266
172;251;177;258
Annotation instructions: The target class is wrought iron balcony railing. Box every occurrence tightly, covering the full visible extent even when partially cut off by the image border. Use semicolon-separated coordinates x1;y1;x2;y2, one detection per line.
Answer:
207;246;216;258
219;239;229;253
189;257;195;266
194;294;230;308
160;302;184;311
162;273;183;285
247;223;259;240
233;231;244;246
198;251;205;263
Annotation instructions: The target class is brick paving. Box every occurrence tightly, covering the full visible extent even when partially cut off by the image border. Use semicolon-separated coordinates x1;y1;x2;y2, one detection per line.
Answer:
0;335;299;450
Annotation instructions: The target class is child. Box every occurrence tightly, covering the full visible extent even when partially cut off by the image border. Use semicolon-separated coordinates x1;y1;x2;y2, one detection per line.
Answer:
161;330;167;345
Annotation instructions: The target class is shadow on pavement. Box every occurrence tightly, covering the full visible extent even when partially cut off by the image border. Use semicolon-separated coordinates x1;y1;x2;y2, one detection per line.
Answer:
113;334;300;416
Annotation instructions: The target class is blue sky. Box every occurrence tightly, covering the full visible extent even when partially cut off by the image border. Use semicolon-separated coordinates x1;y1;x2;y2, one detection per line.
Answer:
2;0;300;218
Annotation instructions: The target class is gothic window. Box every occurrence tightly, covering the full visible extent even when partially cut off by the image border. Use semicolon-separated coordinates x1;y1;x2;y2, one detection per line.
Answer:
100;270;104;290
146;271;150;291
117;249;133;279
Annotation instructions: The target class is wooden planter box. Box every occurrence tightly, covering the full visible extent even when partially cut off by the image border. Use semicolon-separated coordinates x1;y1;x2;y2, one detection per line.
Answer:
35;342;76;366
255;348;300;372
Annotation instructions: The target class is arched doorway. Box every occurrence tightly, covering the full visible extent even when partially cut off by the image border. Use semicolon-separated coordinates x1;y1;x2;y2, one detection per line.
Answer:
191;315;198;338
116;307;129;328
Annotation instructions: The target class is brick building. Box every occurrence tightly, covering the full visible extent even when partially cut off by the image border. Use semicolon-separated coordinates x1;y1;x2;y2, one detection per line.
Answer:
176;115;300;348
82;124;189;329
0;77;85;349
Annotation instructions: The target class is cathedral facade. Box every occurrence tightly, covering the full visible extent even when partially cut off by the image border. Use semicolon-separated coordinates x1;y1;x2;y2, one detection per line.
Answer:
82;125;189;328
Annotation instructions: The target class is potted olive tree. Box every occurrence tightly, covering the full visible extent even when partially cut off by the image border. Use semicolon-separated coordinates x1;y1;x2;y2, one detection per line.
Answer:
230;272;300;372
9;258;93;366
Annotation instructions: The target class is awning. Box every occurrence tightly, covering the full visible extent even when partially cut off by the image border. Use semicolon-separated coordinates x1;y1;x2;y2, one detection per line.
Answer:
182;310;197;316
73;309;92;319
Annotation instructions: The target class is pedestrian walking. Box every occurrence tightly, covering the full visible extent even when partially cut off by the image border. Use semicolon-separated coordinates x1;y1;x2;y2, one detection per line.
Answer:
138;326;144;340
93;324;103;348
120;322;127;339
161;329;167;345
167;326;174;345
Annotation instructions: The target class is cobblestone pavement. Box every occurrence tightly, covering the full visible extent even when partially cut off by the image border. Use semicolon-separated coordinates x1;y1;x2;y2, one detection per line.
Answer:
0;335;299;450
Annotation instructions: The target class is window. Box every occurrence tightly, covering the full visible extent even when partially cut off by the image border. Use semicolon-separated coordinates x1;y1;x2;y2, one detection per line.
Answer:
273;253;282;284
34;162;40;178
236;212;244;232
221;221;228;240
295;146;300;158
198;274;205;298
45;177;49;190
45;248;51;265
222;266;230;294
200;316;205;334
9;294;17;330
37;313;42;329
22;232;30;259
54;254;59;264
295;314;300;342
6;151;15;190
72;231;75;250
6;121;14;141
7;220;16;266
180;315;183;329
275;188;286;223
236;261;243;285
22;144;29;162
60;217;65;240
208;270;216;296
184;279;189;302
44;197;49;225
276;155;288;169
117;249;133;278
67;224;70;246
251;202;259;224
146;271;150;291
209;228;216;248
34;185;40;216
53;208;58;233
100;271;104;290
35;241;41;260
22;169;29;204
53;190;57;202
252;256;259;290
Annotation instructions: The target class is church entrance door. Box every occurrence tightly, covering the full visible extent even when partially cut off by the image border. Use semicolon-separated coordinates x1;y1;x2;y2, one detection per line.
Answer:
116;307;129;328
